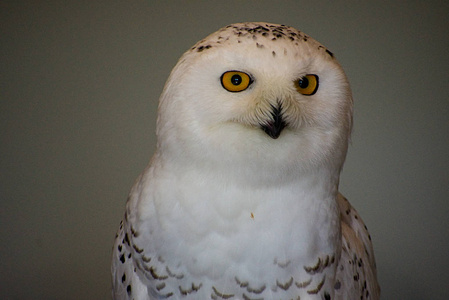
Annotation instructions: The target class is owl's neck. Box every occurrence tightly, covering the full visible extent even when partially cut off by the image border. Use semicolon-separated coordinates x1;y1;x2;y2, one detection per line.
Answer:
154;149;341;212
156;141;342;190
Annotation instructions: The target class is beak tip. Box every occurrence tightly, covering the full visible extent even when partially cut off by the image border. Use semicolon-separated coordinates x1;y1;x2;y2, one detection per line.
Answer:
261;102;286;139
261;122;285;139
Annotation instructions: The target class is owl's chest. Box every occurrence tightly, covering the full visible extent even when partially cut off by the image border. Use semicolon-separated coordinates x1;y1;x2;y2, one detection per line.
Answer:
148;179;339;269
133;175;341;298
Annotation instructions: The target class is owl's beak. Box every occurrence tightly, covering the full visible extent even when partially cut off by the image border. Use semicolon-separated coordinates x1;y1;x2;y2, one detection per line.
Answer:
261;103;286;139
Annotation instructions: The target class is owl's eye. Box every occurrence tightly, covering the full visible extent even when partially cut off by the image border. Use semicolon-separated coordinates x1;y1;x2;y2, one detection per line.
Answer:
295;74;319;95
221;71;252;92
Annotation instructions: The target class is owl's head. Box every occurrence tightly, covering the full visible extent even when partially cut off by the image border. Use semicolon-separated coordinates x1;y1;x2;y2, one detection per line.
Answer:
156;23;353;181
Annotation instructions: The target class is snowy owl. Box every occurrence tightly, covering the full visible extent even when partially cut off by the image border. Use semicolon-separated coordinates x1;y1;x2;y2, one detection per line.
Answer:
112;22;380;300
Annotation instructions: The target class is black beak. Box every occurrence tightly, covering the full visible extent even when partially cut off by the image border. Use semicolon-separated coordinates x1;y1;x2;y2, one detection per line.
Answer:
261;104;286;139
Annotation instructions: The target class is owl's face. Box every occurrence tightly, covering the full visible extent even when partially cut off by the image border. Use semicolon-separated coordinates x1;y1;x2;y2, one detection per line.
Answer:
157;23;353;179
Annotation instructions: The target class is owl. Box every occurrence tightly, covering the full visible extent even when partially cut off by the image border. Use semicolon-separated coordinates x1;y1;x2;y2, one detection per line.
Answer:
112;22;380;300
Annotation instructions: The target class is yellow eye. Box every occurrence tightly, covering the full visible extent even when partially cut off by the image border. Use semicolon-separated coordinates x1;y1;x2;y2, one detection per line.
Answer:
221;71;252;92
295;74;319;95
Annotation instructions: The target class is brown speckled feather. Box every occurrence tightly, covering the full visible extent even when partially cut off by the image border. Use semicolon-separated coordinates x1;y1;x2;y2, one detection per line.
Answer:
335;193;380;299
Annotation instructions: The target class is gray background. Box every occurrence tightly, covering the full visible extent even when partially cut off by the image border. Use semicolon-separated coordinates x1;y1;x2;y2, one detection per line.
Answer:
1;1;448;299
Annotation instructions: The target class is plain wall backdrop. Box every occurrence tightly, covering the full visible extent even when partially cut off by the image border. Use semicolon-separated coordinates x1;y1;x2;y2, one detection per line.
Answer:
1;1;448;299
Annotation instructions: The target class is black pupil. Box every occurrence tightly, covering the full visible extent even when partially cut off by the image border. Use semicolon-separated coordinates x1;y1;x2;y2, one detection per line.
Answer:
231;74;242;85
298;77;309;89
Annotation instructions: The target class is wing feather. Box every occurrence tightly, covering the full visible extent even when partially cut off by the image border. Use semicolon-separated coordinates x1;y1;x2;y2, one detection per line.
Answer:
112;219;150;300
334;193;380;300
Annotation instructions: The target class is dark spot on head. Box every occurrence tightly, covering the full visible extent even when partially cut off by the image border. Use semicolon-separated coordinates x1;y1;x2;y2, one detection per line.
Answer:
122;273;126;283
256;25;269;32
324;292;331;300
119;254;125;264
197;45;212;52
334;280;341;290
127;284;132;295
272;51;276;57
326;49;334;57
